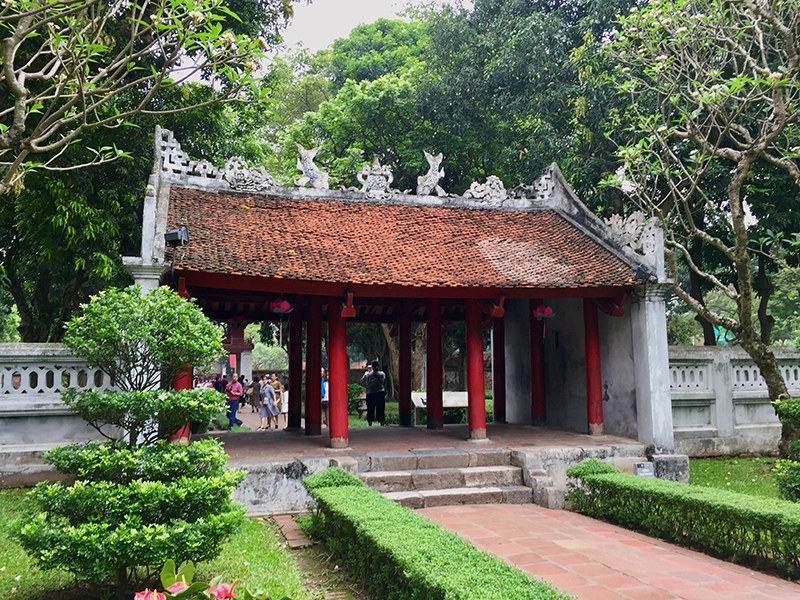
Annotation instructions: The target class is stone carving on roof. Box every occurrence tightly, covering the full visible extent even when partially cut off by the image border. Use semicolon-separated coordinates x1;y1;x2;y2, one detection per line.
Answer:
294;143;329;189
416;151;446;196
357;155;394;200
158;126;219;179
463;175;507;205
510;167;554;200
223;157;278;192
605;211;659;257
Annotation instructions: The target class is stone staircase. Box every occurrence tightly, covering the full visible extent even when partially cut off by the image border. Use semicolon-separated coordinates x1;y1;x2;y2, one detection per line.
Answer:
331;443;651;510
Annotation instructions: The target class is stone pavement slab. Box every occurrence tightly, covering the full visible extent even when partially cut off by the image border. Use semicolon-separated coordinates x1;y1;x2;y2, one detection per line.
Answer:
419;504;800;600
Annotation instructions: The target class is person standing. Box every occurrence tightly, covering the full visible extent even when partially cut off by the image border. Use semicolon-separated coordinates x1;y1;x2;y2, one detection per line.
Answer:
320;367;329;427
259;375;280;430
225;373;244;430
360;360;386;426
248;377;261;413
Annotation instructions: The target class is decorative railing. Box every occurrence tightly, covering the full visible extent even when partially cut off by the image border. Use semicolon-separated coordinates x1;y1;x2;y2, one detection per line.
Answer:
668;346;797;455
0;343;115;408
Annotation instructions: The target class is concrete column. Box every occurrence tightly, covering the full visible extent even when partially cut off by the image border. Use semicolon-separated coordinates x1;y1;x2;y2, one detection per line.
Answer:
123;262;167;293
327;297;348;448
584;299;604;435
503;299;532;424
288;297;304;430
239;350;253;383
491;317;506;423
398;301;413;427
426;298;443;429
530;299;546;425
466;300;487;439
305;296;322;436
630;285;675;452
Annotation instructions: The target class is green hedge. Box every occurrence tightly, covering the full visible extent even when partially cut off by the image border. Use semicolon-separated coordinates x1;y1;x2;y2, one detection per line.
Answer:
566;460;800;577
304;468;569;600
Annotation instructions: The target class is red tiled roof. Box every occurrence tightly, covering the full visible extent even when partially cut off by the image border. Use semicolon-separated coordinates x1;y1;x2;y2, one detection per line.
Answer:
168;188;635;290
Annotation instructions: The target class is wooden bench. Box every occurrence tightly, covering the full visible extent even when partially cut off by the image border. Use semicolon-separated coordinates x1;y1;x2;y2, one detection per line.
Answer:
411;391;469;426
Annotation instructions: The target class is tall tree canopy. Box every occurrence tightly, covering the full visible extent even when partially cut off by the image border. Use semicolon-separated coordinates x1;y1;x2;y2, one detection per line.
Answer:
0;0;294;195
603;0;800;405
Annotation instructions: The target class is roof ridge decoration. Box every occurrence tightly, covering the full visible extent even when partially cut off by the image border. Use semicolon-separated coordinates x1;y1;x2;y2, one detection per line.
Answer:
357;155;394;200
605;211;659;258
416;151;446;196
463;175;508;205
509;166;554;201
158;127;219;179
295;143;329;189
223;156;278;192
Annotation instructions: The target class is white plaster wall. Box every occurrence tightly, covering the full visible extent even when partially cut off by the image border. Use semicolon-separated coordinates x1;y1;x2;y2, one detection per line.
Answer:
543;298;588;433
599;308;638;439
503;299;531;424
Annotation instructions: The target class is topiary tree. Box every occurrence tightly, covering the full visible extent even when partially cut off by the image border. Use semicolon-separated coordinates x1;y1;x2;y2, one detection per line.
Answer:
12;286;244;599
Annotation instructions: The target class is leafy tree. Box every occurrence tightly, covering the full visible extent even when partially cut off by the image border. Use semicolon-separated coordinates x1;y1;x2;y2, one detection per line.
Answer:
0;0;283;195
602;0;800;424
63;285;224;391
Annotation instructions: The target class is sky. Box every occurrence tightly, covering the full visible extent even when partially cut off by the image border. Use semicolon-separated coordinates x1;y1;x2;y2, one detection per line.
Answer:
280;0;409;53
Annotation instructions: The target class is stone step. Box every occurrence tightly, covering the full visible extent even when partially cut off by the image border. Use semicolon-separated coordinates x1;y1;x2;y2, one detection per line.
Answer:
385;485;533;509
361;465;523;493
364;448;511;472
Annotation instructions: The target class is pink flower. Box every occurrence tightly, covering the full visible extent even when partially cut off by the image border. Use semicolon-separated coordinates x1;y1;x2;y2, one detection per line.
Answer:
134;590;166;600
206;582;237;598
166;581;188;593
533;305;554;320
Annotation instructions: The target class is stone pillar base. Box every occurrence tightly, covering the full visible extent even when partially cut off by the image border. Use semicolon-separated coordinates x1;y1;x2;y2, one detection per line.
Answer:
469;427;487;440
589;422;604;436
330;437;349;449
427;419;443;430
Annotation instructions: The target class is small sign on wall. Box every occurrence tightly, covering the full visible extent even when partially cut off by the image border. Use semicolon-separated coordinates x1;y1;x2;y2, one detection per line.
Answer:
634;461;655;477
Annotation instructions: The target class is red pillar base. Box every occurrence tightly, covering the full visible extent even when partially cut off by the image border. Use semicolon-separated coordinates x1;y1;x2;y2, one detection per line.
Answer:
469;427;487;440
589;422;604;436
427;418;444;429
330;436;349;449
532;415;545;426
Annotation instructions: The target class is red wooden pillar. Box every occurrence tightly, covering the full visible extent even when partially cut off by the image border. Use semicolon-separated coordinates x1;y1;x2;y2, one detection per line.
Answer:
305;295;323;436
530;299;546;425
492;316;506;424
170;278;192;443
398;301;413;427
328;296;349;448
426;298;443;429
466;300;487;440
584;298;604;435
288;296;303;430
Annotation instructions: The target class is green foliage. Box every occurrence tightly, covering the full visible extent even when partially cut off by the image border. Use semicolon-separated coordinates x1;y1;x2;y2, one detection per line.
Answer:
346;383;364;414
775;398;800;433
565;458;619;478
60;387;226;446
63;285;223;391
774;460;800;503
302;467;365;492
149;558;288;599
567;461;800;577
12;439;246;592
45;438;231;483
304;471;570;599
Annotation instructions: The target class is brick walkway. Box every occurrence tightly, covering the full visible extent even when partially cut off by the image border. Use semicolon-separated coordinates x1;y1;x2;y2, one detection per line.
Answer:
419;504;800;600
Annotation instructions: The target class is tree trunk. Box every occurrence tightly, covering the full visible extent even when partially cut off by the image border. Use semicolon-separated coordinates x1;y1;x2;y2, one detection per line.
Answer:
689;239;716;345
756;253;775;345
380;323;399;400
411;323;425;390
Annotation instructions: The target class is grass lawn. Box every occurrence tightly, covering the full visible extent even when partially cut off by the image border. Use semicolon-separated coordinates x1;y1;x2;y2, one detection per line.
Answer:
689;456;779;499
0;488;309;600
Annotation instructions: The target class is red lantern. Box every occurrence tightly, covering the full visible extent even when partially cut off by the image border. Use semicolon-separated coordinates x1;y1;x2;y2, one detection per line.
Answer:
270;299;293;314
533;305;554;320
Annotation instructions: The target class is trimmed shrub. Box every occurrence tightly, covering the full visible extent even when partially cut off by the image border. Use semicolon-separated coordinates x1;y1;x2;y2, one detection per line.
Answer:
773;398;800;500
567;459;800;577
303;467;364;492
304;468;570;600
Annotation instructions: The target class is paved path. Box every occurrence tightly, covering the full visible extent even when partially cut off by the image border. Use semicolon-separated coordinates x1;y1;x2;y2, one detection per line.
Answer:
419;504;800;600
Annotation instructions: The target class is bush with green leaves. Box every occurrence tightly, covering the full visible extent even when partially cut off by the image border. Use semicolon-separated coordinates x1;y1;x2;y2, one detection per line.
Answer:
13;439;245;593
346;383;364;415
63;285;224;391
11;285;245;598
303;468;570;600
566;459;800;577
773;398;800;501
